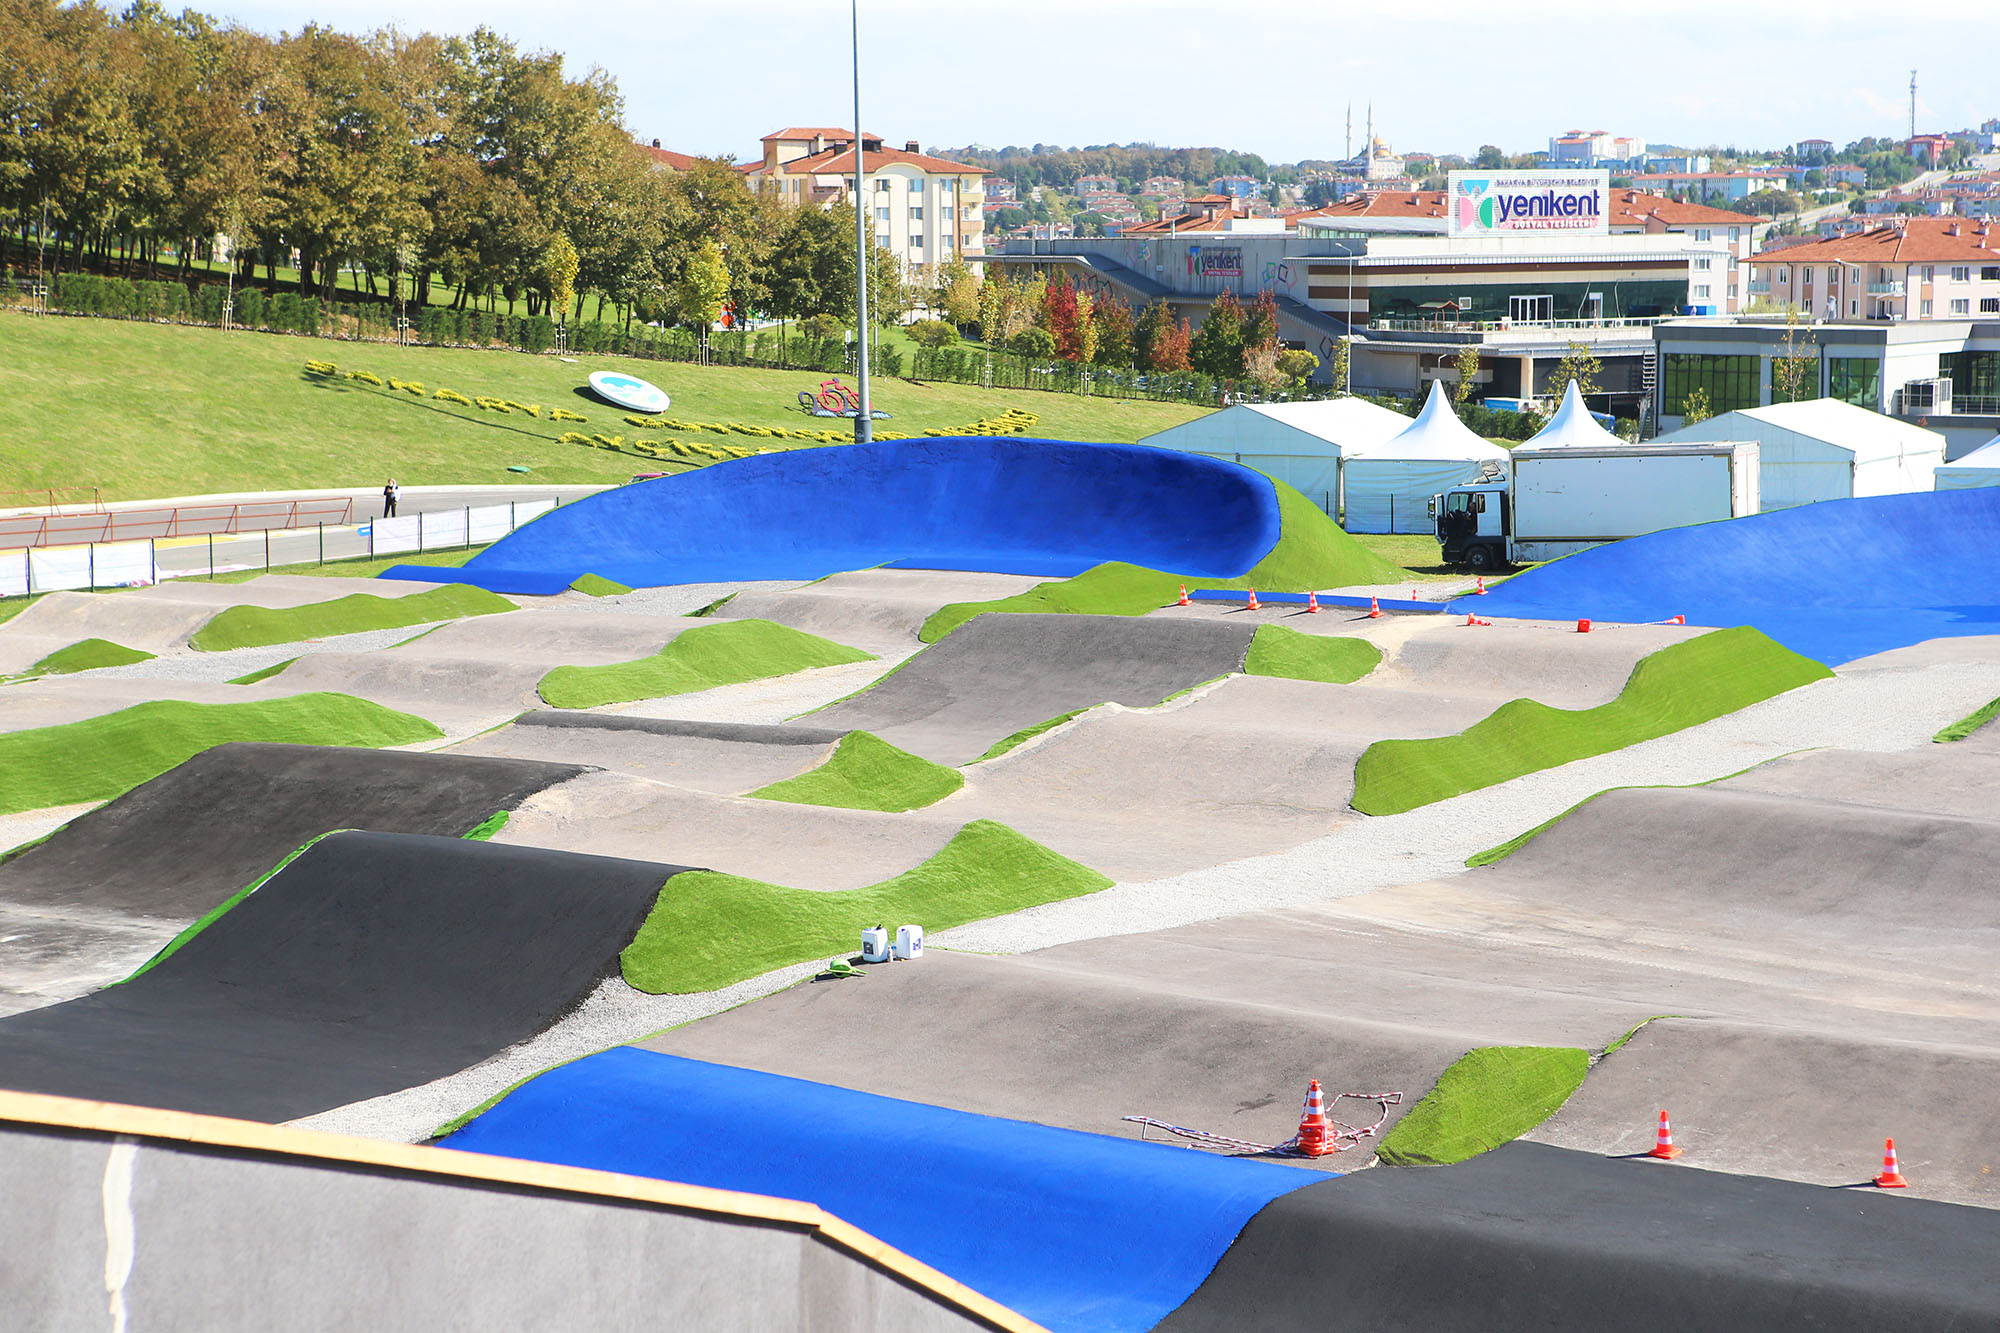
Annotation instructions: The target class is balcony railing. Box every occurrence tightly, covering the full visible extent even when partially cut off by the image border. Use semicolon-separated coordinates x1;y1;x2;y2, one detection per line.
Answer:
1368;315;1673;335
1868;282;1905;296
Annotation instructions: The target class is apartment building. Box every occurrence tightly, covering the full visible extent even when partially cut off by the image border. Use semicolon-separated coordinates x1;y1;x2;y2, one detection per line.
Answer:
1627;170;1787;202
1548;131;1646;165
1751;219;2000;321
741;127;987;277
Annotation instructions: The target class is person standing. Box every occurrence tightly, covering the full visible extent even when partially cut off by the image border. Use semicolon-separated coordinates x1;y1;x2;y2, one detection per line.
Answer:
383;478;400;517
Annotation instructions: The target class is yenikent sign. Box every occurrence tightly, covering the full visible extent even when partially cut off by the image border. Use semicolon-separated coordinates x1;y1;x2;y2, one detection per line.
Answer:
1448;169;1609;238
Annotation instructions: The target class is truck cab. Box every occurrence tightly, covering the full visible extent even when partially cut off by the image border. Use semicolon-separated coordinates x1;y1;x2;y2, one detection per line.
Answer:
1433;482;1510;572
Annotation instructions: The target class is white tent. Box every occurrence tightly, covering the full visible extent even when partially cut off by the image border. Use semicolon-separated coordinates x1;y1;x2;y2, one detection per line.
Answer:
1525;380;1624;449
1341;382;1512;533
1140;398;1412;513
1935;434;2000;490
1654;398;1942;510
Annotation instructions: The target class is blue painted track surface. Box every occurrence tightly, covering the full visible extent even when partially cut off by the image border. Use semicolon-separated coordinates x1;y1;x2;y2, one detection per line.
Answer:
442;1048;1317;1332
382;438;1283;595
1451;489;2000;666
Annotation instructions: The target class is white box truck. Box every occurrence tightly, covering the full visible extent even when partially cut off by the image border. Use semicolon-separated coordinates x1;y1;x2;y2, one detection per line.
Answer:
1433;442;1758;570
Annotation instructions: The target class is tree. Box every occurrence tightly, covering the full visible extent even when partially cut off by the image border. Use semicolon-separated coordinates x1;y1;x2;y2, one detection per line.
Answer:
1771;307;1819;403
1277;348;1319;388
1451;343;1482;407
1680;385;1712;423
1154;314;1192;372
975;266;1007;342
1074;289;1097;365
934;255;978;328
1042;269;1082;359
1241;288;1279;356
1010;326;1056;358
1330;335;1351;394
673;237;727;330
1091;294;1134;367
1189;289;1245;379
1552;339;1601;407
1132;299;1172;368
907;318;958;350
1243;341;1283;391
546;233;579;323
1474;144;1506;169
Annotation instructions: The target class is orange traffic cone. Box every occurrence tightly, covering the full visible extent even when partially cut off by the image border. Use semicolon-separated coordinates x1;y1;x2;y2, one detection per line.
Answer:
1668;614;1685;624
1305;591;1320;614
1367;596;1383;620
1875;1138;1909;1188
1246;588;1260;611
1647;1110;1683;1160
1411;588;1418;602
1464;613;1490;627
1294;1080;1333;1157
1577;618;1593;633
1475;575;1488;595
1177;584;1190;607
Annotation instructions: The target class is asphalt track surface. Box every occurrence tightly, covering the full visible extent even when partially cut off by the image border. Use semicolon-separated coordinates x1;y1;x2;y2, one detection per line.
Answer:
0;744;586;1009
452;712;847;792
0;574;449;674
443;1046;1318;1333
807;613;1261;765
0;831;688;1121
1454;487;2000;665
1158;1142;2000;1331
716;568;1048;653
382;438;1285;594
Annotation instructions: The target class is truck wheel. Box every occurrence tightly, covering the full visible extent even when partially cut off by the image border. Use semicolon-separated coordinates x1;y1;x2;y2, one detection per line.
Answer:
1465;544;1497;573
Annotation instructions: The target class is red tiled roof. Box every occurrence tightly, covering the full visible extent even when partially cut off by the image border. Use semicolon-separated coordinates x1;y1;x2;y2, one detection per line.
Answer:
1287;188;1750;229
766;145;987;176
1121;205;1253;234
1629;171;1786;181
1751;218;2000;265
639;144;702;171
760;126;879;142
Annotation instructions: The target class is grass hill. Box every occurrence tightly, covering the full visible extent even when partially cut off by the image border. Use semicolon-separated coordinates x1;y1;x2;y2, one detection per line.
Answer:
0;316;1210;501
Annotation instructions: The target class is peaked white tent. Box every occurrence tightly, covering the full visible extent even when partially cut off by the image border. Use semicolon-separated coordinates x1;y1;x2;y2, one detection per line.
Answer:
1141;398;1412;513
1342;382;1512;533
1525;380;1624;449
1935;434;2000;490
1655;398;1942;510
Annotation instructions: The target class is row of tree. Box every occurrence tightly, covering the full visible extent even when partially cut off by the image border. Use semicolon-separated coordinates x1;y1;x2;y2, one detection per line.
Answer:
0;0;909;331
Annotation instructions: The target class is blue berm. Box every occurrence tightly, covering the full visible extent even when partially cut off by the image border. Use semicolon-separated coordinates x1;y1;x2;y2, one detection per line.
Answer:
442;1047;1318;1333
381;438;1283;594
1451;488;2000;666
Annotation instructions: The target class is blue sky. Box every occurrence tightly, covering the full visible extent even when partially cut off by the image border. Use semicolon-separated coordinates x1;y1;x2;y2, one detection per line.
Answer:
214;0;2000;164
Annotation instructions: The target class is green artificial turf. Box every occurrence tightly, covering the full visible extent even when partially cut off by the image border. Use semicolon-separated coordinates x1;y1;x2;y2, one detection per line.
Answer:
538;618;874;709
0;694;443;816
0;317;1207;501
462;810;510;840
918;479;1406;641
0;595;38;627
974;708;1090;762
18;637;155;676
1352;627;1833;817
569;573;632;597
1242;625;1382;684
620;819;1111;994
119;831;337;983
1374;1045;1591;1166
226;657;298;685
749;731;963;812
1936;696;2000;744
189;584;515;652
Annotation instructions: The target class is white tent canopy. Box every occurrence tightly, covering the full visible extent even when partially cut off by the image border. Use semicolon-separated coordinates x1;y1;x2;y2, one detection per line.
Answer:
1935;434;2000;491
1140;398;1411;512
1526;380;1624;449
1655;398;1942;510
1342;382;1512;533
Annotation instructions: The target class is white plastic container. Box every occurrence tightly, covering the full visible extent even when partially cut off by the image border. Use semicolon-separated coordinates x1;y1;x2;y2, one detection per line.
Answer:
861;926;892;963
893;924;924;960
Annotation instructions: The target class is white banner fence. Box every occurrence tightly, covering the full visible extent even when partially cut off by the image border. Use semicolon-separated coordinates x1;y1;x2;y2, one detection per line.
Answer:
0;498;561;598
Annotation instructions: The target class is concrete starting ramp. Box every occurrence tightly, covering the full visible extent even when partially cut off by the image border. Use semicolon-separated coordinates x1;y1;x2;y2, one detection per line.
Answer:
382;438;1284;594
1455;488;2000;665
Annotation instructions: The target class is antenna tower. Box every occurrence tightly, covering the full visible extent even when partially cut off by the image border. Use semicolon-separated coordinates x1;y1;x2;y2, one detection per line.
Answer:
1909;69;1917;139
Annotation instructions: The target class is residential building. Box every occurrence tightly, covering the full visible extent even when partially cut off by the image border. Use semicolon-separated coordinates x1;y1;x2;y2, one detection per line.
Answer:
1548;131;1646;166
1210;175;1262;201
1137;176;1185;200
1643;154;1712;174
1074;174;1120;202
1906;134;1952;164
741;128;987;277
1748;218;2000;322
985;178;1019;204
638;140;705;172
1792;138;1835;160
1825;166;1869;188
1627;171;1787;202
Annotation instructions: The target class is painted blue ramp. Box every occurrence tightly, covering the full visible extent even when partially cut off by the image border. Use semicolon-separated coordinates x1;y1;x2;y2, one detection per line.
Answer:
383;438;1282;595
442;1048;1317;1332
1452;489;2000;666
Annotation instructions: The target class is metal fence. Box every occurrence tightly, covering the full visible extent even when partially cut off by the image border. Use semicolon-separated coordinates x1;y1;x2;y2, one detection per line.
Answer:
0;496;360;550
0;498;557;598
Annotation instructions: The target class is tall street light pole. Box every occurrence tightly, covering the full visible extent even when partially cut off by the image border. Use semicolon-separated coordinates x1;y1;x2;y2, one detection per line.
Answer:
850;0;873;443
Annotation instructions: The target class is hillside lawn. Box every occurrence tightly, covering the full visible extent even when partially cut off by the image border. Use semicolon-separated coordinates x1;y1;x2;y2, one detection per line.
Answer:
0;314;1210;501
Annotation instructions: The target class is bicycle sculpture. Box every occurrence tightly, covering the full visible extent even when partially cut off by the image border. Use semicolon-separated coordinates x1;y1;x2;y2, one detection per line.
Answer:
796;378;888;420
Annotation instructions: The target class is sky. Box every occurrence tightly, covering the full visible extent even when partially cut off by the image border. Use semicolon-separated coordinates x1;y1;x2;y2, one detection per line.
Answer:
212;0;2000;165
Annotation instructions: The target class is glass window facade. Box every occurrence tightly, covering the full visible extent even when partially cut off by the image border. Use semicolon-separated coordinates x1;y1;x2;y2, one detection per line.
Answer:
1663;353;1759;415
1368;279;1683;322
1942;351;2000;399
1827;357;1880;409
